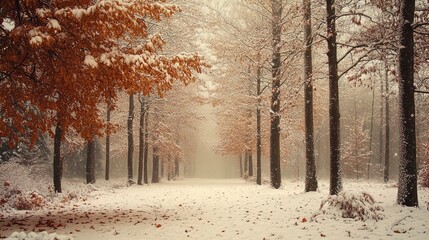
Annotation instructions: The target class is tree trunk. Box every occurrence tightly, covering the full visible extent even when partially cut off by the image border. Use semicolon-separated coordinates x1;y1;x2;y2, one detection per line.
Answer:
105;104;110;181
138;96;145;185
397;0;418;207
379;71;384;168
367;80;375;180
239;153;243;178
86;139;96;184
304;0;318;192
326;0;342;195
167;155;171;181
127;94;134;184
53;123;63;193
256;65;262;185
175;158;179;177
383;56;390;183
161;158;165;179
248;151;253;177
143;110;149;184
353;99;359;180
270;0;282;189
244;150;248;175
152;146;159;183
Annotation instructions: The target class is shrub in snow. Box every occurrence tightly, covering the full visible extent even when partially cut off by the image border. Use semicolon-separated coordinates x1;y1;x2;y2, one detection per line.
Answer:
1;182;47;210
7;231;73;240
0;161;52;210
314;191;384;221
0;161;51;196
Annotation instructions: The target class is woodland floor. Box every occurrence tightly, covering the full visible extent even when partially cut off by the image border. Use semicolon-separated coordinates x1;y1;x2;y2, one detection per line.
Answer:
1;178;429;239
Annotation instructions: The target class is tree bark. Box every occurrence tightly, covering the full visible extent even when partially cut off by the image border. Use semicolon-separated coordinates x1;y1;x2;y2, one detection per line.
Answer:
239;153;243;178
383;56;390;183
105;104;110;181
244;150;248;175
167;155;171;181
367;80;375;180
152;146;159;183
304;0;318;192
326;0;342;195
137;96;145;185
53;123;63;193
256;65;262;185
161;158;165;179
379;72;384;167
86;139;96;184
127;94;134;184
143;109;149;184
270;0;282;189
248;151;253;177
175;158;179;177
397;0;418;207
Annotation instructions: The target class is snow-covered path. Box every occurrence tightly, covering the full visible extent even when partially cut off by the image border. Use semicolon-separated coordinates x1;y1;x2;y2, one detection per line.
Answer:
1;178;429;239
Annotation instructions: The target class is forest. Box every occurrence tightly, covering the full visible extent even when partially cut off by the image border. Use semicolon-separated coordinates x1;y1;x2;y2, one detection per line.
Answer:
1;0;429;239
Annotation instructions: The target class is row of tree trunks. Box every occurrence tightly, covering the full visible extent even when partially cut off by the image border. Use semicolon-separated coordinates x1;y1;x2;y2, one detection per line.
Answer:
239;150;255;178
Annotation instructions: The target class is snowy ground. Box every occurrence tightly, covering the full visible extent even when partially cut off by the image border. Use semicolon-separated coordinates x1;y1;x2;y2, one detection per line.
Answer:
1;178;429;239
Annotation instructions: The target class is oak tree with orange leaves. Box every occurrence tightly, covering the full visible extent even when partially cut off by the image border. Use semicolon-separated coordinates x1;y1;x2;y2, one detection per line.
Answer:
0;0;207;192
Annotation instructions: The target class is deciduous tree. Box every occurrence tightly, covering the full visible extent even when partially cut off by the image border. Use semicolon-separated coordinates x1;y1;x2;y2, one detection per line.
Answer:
0;0;207;192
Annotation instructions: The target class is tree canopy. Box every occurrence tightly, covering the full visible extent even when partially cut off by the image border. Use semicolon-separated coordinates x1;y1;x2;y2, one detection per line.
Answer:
0;0;207;146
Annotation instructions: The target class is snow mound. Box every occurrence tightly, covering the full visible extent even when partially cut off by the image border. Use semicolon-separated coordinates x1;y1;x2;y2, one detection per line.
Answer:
313;191;384;221
6;231;73;240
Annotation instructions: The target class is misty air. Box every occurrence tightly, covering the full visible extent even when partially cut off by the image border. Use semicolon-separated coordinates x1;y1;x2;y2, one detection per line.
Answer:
1;0;428;239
